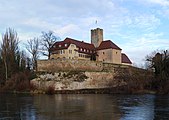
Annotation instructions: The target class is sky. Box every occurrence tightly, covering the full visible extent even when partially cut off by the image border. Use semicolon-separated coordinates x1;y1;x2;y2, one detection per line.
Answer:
0;0;169;67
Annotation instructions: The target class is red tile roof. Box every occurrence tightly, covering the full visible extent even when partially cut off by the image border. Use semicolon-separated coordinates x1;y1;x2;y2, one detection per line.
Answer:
64;38;95;50
50;41;69;51
122;53;132;64
96;40;121;50
50;37;96;55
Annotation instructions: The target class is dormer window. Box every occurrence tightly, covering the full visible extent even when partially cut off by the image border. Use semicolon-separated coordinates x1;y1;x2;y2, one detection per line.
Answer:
59;45;61;47
84;49;86;52
65;44;67;47
81;48;83;51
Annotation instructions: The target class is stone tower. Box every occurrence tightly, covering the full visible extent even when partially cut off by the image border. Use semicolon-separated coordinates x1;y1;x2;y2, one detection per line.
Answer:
91;28;103;48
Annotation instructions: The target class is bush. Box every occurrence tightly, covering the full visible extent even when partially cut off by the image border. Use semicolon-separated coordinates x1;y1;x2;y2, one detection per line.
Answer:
45;86;55;95
0;71;34;92
29;82;37;91
16;80;30;91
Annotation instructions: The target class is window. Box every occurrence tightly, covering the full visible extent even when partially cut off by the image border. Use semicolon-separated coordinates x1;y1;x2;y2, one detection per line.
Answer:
69;50;72;54
65;44;67;47
81;48;83;51
84;49;86;52
63;50;65;54
60;50;62;54
103;52;105;54
59;45;61;47
116;52;118;54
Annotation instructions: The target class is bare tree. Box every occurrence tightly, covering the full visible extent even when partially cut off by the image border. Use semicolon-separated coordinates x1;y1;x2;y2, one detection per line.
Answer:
145;49;169;79
145;50;158;69
0;49;5;84
40;31;59;59
17;50;28;71
0;28;19;80
26;37;40;71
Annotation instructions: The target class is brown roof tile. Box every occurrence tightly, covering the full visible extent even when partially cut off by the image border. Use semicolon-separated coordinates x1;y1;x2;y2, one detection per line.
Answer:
96;40;122;50
122;53;132;64
64;38;95;50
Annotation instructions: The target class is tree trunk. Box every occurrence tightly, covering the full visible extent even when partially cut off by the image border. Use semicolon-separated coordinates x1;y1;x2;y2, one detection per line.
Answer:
4;60;8;80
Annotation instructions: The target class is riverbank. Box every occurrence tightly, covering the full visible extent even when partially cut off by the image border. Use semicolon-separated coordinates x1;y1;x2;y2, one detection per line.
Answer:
0;88;156;95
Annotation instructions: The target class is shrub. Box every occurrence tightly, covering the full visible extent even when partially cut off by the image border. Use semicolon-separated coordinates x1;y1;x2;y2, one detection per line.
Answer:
29;82;37;91
16;80;30;91
45;86;55;95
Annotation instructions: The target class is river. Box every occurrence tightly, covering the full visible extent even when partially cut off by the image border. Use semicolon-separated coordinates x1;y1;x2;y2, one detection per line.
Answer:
0;94;169;120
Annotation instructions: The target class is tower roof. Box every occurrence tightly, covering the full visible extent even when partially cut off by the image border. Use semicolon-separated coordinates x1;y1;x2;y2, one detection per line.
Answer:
121;53;132;64
96;40;122;50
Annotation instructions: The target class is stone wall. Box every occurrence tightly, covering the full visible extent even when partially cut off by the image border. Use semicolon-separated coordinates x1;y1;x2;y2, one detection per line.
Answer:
37;59;103;72
37;59;131;72
34;59;153;92
31;65;153;91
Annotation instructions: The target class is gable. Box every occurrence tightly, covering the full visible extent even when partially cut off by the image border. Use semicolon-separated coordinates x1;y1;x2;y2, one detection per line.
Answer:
96;40;122;50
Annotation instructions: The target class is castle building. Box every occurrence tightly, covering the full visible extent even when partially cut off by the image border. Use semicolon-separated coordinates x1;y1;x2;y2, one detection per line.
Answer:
49;28;132;65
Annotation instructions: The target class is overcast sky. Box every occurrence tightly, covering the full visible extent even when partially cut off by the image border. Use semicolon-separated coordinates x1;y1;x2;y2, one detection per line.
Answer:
0;0;169;66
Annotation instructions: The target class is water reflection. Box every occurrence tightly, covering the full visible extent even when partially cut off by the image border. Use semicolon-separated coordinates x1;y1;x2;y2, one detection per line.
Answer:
0;94;36;120
0;94;169;120
33;94;122;120
118;95;155;120
154;95;169;120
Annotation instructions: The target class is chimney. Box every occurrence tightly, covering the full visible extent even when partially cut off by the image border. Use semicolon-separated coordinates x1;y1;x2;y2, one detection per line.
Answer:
91;28;103;48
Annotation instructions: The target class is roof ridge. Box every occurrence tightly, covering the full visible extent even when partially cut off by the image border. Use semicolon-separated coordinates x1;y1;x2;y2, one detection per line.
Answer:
65;37;93;45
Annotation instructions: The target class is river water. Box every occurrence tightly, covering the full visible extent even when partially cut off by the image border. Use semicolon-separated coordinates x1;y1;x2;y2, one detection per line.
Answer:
0;94;169;120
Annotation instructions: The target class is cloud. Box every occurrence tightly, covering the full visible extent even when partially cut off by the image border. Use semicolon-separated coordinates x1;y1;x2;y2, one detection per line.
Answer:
22;18;58;30
147;0;169;6
131;14;160;30
121;32;169;66
54;24;81;38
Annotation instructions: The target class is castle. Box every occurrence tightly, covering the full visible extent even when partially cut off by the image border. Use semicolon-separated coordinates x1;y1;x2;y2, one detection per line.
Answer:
49;28;132;65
